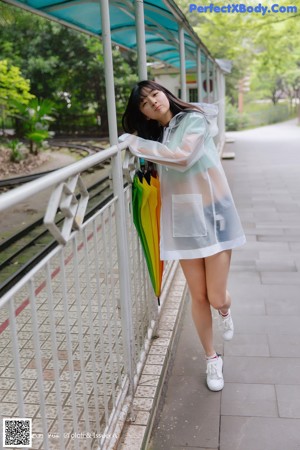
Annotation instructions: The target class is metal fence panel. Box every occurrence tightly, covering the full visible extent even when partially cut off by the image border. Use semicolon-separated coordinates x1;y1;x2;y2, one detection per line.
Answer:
0;147;173;450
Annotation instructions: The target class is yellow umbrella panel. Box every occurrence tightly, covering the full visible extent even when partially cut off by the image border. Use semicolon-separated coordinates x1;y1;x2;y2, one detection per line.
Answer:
132;174;163;302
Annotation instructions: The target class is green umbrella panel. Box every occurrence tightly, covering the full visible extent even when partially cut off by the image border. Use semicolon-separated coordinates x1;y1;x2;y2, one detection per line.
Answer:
132;175;162;298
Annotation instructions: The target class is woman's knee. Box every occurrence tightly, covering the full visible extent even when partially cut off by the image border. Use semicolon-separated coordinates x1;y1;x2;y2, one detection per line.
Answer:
207;293;227;310
191;293;210;307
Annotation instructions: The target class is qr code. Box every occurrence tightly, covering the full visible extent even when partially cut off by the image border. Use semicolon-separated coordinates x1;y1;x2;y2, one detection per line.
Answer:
3;418;32;448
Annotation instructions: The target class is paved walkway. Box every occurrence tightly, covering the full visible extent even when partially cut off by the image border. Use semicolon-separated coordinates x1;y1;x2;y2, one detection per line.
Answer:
147;119;300;450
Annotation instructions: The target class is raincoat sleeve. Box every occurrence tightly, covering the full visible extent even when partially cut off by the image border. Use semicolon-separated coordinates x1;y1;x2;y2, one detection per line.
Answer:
120;113;207;172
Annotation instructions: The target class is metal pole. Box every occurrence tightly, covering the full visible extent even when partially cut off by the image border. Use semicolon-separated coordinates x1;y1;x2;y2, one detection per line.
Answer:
197;47;202;102
99;0;118;144
213;63;217;102
206;56;210;103
216;67;222;140
99;0;136;405
179;26;187;101
135;0;148;80
221;71;226;139
217;68;226;150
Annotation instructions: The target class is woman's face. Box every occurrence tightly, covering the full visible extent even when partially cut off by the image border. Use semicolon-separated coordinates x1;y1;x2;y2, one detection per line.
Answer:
139;88;173;126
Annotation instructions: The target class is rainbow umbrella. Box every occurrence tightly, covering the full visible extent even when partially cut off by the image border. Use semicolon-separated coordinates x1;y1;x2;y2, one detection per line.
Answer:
132;174;163;302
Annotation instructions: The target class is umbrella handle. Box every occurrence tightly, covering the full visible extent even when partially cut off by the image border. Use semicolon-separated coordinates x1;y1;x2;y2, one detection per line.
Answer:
123;150;138;183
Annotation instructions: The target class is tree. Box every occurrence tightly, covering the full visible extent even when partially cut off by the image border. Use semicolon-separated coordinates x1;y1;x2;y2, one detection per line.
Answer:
13;98;56;154
0;59;35;133
0;4;138;135
176;0;300;106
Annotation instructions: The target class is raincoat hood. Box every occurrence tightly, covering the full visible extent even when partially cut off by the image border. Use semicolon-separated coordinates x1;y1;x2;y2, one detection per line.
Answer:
166;102;218;137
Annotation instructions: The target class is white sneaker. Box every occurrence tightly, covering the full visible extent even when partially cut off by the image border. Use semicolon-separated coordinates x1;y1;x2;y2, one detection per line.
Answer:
206;355;224;391
219;309;234;341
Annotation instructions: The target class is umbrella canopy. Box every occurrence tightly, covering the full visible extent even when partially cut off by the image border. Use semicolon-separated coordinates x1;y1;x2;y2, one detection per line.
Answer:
132;174;163;300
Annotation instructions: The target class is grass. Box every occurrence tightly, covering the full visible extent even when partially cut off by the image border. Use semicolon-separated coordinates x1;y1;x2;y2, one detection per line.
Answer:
226;100;298;131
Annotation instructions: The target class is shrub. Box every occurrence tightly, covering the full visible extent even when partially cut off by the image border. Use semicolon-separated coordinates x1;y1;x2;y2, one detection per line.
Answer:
6;139;24;162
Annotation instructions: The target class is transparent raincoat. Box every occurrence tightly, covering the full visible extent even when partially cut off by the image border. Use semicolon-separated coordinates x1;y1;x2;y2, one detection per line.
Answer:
122;108;246;260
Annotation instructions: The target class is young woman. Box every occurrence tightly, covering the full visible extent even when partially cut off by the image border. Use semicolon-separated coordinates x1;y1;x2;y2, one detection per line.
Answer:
121;80;246;391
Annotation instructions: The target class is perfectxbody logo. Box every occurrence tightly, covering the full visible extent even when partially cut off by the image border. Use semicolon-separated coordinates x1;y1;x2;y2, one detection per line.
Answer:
189;2;297;15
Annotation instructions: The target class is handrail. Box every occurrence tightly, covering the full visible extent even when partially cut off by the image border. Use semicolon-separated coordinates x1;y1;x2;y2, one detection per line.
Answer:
0;142;128;213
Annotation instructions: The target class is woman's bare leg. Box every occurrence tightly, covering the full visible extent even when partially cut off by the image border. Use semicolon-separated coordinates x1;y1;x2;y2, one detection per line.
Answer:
204;250;232;314
180;258;215;357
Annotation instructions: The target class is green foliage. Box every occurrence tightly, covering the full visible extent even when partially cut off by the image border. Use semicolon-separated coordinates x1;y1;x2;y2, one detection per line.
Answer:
226;97;295;131
176;0;300;108
0;3;15;26
6;139;25;162
225;101;240;131
225;99;250;131
13;98;56;154
0;59;35;128
0;5;138;135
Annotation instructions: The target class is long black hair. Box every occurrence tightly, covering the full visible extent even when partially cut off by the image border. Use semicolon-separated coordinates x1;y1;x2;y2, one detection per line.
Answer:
122;80;202;140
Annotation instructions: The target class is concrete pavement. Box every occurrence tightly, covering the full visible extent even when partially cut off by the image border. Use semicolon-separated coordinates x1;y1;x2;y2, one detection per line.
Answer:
147;119;300;450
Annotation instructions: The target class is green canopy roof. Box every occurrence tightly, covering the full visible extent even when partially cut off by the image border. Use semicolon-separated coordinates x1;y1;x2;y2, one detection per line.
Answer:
3;0;216;69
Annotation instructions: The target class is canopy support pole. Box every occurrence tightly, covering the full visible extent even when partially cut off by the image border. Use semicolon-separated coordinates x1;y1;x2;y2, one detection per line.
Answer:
213;63;217;102
179;26;187;101
99;0;136;414
206;56;210;103
197;47;202;102
218;68;226;147
135;0;148;80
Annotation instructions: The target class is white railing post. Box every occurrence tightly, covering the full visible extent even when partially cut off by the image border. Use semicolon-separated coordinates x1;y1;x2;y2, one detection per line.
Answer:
99;0;136;405
213;63;217;102
135;0;148;80
206;56;210;103
197;47;202;102
179;26;187;101
218;68;226;149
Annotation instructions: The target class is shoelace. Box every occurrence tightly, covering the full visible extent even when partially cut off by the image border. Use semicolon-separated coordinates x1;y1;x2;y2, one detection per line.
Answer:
222;315;232;331
206;361;222;379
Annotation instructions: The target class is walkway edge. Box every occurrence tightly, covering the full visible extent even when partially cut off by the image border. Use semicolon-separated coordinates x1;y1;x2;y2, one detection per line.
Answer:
117;265;188;450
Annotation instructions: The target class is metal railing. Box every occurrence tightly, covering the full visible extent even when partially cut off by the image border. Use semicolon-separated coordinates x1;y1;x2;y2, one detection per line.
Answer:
0;143;174;450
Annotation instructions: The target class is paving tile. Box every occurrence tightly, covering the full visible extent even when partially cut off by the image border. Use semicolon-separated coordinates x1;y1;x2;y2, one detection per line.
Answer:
233;315;300;335
171;304;222;376
150;374;220;450
133;396;154;411
289;242;300;253
149;297;222;450
224;356;300;385
133;411;150;426
224;333;269;357
118;424;146;449
221;383;277;417
227;282;266;300
138;375;160;387
258;251;296;263
230;298;266;316
265;297;300;316
268;334;300;357
230;250;259;262
276;385;300;418
148;447;218;450
260;271;300;285
227;271;261;284
247;227;285;236
264;283;300;301
230;260;257;271
242;241;290;252
142;364;163;376
220;416;300;450
257;234;300;243
135;386;157;398
255;259;297;271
